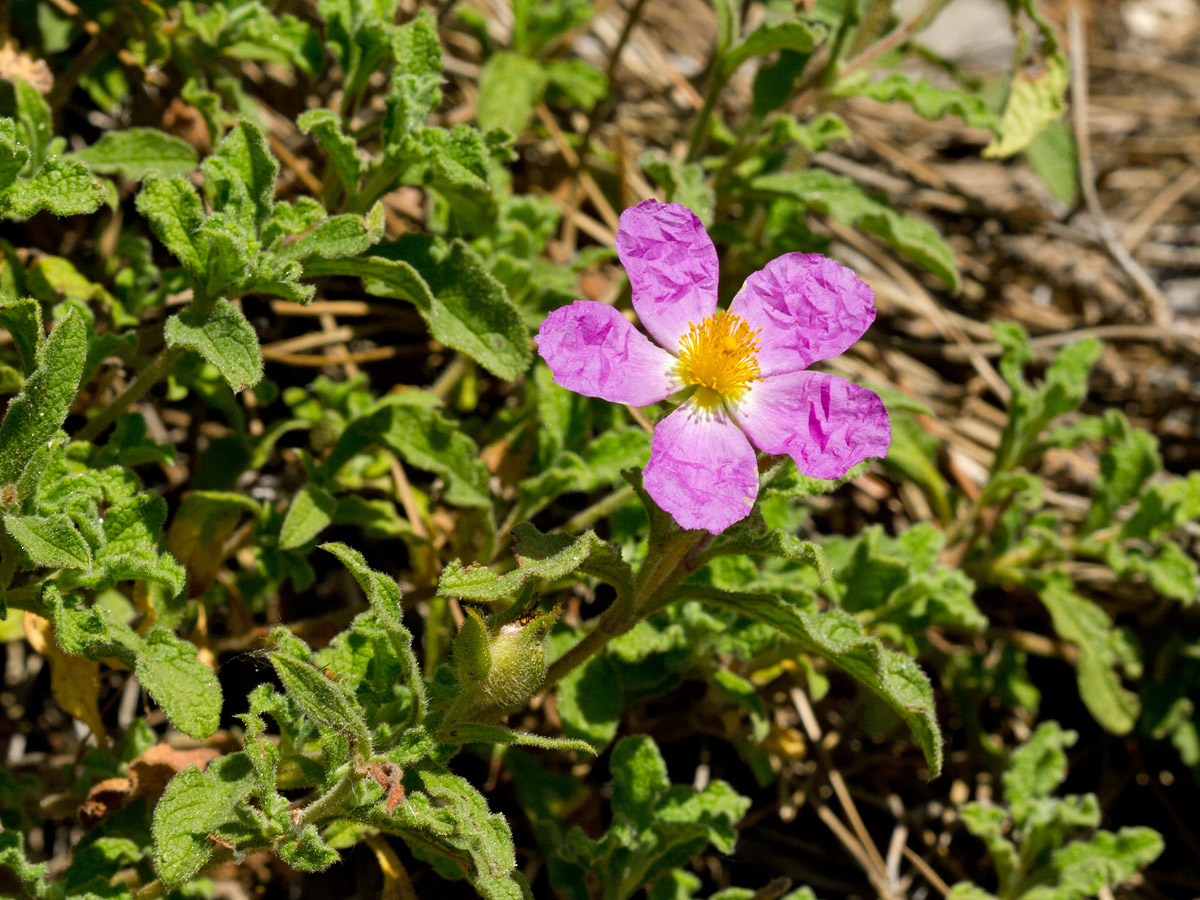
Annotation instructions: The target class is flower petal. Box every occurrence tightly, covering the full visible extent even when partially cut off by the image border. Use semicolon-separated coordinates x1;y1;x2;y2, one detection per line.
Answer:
643;401;758;534
729;253;876;376
730;370;891;479
535;301;682;406
616;200;719;351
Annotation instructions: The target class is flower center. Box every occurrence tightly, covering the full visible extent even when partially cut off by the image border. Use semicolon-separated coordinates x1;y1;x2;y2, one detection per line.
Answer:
677;312;762;407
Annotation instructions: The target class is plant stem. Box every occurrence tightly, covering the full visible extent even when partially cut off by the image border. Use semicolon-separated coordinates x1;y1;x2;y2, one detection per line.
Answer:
540;529;707;692
560;485;637;534
76;346;186;444
686;73;726;163
300;768;358;826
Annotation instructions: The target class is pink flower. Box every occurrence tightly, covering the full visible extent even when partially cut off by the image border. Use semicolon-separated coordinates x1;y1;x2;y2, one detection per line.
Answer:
535;200;891;534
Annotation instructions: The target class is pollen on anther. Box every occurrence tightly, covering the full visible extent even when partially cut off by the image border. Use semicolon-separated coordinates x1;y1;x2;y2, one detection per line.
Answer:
676;312;763;404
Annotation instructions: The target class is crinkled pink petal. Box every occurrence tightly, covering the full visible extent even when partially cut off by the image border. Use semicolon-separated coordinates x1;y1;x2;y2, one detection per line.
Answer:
616;200;719;351
729;253;876;376
535;301;682;406
730;370;891;479
643;401;759;534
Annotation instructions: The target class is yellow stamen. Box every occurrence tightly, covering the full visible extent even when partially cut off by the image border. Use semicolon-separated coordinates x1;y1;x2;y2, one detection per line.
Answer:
677;312;762;408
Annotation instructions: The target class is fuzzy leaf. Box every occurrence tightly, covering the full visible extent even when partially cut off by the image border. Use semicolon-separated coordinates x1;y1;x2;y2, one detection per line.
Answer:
679;586;943;775
832;74;997;130
985;53;1069;158
325;393;492;510
280;204;385;261
477;51;548;135
4;513;92;569
153;753;257;888
1038;572;1139;734
368;236;531;379
270;649;372;747
135;627;223;739
164;298;263;391
720;19;822;78
321;541;427;722
1039;828;1164;900
0;832;52;900
0;308;85;487
1082;412;1160;534
297;108;366;198
137;176;207;275
442;722;596;755
0;296;43;376
279;483;337;550
210;119;278;223
72;128;199;179
748;169;960;289
439;523;632;606
2;157;106;218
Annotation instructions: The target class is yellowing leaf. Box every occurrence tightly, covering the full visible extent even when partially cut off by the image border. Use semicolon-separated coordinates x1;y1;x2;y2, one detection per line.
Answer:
24;612;107;746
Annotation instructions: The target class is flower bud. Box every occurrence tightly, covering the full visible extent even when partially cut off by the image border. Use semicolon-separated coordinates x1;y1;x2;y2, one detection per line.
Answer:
453;607;559;711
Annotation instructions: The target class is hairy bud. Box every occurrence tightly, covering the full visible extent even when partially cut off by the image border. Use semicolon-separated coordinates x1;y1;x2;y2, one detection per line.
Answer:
453;607;559;711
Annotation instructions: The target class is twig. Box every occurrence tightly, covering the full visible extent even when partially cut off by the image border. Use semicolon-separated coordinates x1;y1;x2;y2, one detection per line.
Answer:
1068;1;1175;326
1120;165;1200;252
902;844;952;897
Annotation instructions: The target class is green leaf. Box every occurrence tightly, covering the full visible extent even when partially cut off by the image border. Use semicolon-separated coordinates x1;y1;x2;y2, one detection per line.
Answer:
72;128;199;179
748;169;960;290
136;176;207;275
831;73;997;131
62;836;142;893
4;513;92;569
679;585;943;775
0;832;52;900
442;722;596;755
1024;119;1079;206
720;19;822;79
275;823;340;872
1038;572;1139;734
984;53;1069;158
326;393;492;511
0;306;85;487
369;236;531;379
1004;721;1075;816
2;157;106;218
640;151;715;225
477;52;548;135
546;734;752;900
153;753;257;888
0;296;44;375
6;74;52;166
320;541;427;723
1082;412;1159;535
0;120;30;193
439;523;632;606
135;627;223;739
993;323;1102;472
210;119;278;223
556;652;623;748
297;108;366;199
1122;472;1200;541
1044;828;1164;900
697;516;831;582
270;648;372;748
279;483;337;550
280;204;385;261
164;298;263;391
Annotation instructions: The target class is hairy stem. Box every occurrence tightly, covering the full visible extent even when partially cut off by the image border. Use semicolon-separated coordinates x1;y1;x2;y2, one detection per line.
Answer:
75;346;186;444
300;768;358;826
